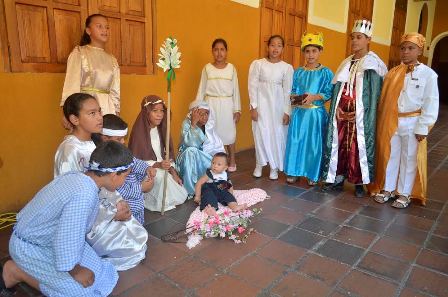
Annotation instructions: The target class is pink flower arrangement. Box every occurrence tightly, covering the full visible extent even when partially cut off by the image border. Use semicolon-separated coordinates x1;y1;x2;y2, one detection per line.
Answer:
188;208;262;246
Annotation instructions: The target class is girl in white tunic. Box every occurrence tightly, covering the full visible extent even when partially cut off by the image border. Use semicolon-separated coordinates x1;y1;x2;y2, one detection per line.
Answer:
129;95;188;212
249;35;294;180
195;38;241;171
61;14;120;116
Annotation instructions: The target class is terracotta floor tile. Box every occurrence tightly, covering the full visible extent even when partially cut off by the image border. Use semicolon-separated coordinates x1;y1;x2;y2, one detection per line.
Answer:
427;235;448;254
401;206;440;220
416;249;448;274
162;257;218;288
332;226;377;248
118;275;183;297
195;237;252;269
269;183;307;198
399;287;432;297
326;198;364;212
230;255;284;288
298;254;351;286
338;270;398;297
433;222;448;237
394;214;435;232
297;217;340;236
251;217;290;238
298;190;335;204
314;206;353;224
145;217;184;239
264;206;306;225
317;239;364;265
385;224;428;245
257;239;307;266
371;236;420;262
111;264;154;296
282;198;321;213
238;231;272;253
357;252;410;282
359;205;398;221
142;241;189;272
406;266;448;296
272;272;332;297
279;227;325;249
347;215;389;233
196;274;260;297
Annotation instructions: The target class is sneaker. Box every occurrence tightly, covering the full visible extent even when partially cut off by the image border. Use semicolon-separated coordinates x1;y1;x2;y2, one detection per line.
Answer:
269;168;278;180
355;185;366;198
253;164;263;178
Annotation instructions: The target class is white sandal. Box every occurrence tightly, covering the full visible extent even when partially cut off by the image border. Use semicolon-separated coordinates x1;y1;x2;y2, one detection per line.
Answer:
391;195;411;209
373;191;394;204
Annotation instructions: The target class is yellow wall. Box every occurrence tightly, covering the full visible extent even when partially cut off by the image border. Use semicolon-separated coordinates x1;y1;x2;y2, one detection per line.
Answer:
0;0;259;212
405;0;436;57
432;0;448;39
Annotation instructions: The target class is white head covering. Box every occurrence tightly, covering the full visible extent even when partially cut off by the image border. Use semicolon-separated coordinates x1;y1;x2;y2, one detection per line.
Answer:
188;101;225;156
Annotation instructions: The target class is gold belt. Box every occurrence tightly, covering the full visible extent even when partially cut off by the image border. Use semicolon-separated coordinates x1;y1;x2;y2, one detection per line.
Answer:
398;109;421;117
81;87;110;94
205;94;232;98
293;104;320;109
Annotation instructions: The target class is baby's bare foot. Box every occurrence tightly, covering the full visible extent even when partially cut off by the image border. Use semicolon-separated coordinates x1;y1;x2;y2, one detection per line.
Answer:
204;205;217;216
235;203;247;211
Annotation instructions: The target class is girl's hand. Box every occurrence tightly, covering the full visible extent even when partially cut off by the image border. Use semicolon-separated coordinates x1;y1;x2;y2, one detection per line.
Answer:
191;108;200;127
69;265;95;288
303;94;319;105
141;177;154;193
171;170;183;185
250;109;258;121
282;113;290;125
147;167;157;178
159;160;171;170
194;194;200;204
233;112;241;124
415;134;426;142
114;201;131;221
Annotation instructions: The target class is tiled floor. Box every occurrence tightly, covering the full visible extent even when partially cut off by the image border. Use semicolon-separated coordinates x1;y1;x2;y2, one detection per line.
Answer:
1;105;448;296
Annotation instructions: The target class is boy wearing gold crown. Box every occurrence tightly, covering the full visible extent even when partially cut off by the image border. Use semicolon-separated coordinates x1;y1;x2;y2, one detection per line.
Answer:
321;20;387;197
369;33;439;208
284;32;334;185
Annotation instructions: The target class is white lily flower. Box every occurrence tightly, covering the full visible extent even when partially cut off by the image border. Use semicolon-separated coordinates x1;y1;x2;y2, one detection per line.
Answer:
157;37;181;73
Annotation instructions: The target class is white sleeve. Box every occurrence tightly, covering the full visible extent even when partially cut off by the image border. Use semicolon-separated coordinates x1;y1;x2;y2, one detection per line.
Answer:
248;60;260;109
61;47;82;106
414;73;439;135
283;64;294;115
232;66;241;113
195;67;208;102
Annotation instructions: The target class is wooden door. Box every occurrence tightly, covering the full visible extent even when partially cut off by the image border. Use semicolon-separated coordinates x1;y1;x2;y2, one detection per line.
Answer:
4;0;87;72
90;0;154;74
388;0;407;69
345;0;374;55
260;0;308;68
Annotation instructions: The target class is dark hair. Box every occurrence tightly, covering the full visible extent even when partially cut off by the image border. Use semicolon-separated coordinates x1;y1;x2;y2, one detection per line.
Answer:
103;114;128;130
89;141;133;176
63;93;96;125
302;44;323;52
268;35;285;47
212;38;228;50
80;14;107;46
213;152;229;164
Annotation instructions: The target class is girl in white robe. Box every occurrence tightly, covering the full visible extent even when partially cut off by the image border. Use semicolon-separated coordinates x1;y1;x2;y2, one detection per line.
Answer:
248;35;294;180
195;38;241;171
61;14;120;116
128;95;188;212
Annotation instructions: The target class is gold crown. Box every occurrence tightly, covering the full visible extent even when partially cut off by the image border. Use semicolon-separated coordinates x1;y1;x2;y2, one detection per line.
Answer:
301;32;324;50
352;19;373;37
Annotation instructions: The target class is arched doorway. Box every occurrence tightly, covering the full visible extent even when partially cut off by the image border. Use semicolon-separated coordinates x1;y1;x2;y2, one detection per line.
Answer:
431;35;448;105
